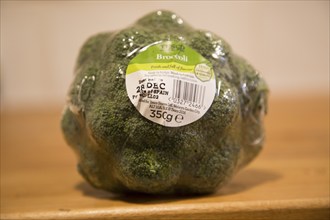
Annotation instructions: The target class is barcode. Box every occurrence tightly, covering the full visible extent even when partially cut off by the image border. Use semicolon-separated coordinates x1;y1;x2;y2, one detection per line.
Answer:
172;79;206;105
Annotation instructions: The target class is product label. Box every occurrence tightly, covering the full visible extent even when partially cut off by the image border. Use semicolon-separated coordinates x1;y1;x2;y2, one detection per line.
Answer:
125;41;216;127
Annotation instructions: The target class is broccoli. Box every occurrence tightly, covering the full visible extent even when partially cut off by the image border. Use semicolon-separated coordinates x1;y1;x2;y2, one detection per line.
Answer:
61;10;268;195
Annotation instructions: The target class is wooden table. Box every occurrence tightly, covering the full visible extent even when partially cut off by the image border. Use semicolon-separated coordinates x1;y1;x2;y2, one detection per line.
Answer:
1;96;329;220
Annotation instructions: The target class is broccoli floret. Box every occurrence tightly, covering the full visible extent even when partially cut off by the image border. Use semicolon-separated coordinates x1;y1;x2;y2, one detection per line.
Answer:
61;10;268;195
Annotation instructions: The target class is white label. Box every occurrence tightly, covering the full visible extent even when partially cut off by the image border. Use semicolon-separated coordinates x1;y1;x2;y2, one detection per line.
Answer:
125;41;216;127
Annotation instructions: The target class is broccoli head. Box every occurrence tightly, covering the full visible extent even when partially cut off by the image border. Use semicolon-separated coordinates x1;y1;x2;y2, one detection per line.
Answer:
61;10;268;195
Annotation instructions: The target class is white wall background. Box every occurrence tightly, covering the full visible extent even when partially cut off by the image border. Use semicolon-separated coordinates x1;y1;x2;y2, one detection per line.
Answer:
1;1;329;110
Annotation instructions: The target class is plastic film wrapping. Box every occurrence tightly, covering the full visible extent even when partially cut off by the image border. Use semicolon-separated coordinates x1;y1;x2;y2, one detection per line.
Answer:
61;10;269;195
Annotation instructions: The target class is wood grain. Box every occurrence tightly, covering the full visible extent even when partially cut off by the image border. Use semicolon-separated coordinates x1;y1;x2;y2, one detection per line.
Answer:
1;96;329;220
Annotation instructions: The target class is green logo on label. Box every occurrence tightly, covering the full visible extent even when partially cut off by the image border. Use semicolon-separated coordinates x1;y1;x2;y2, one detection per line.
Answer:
126;41;214;80
194;63;213;82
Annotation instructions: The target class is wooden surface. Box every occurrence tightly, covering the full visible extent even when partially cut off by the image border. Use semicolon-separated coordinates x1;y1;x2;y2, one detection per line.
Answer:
1;97;329;220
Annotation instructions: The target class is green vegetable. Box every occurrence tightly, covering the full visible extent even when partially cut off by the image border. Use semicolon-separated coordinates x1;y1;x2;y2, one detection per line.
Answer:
61;10;268;194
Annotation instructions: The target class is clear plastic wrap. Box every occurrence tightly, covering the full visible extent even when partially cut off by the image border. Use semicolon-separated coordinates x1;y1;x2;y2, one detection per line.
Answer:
61;10;268;195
